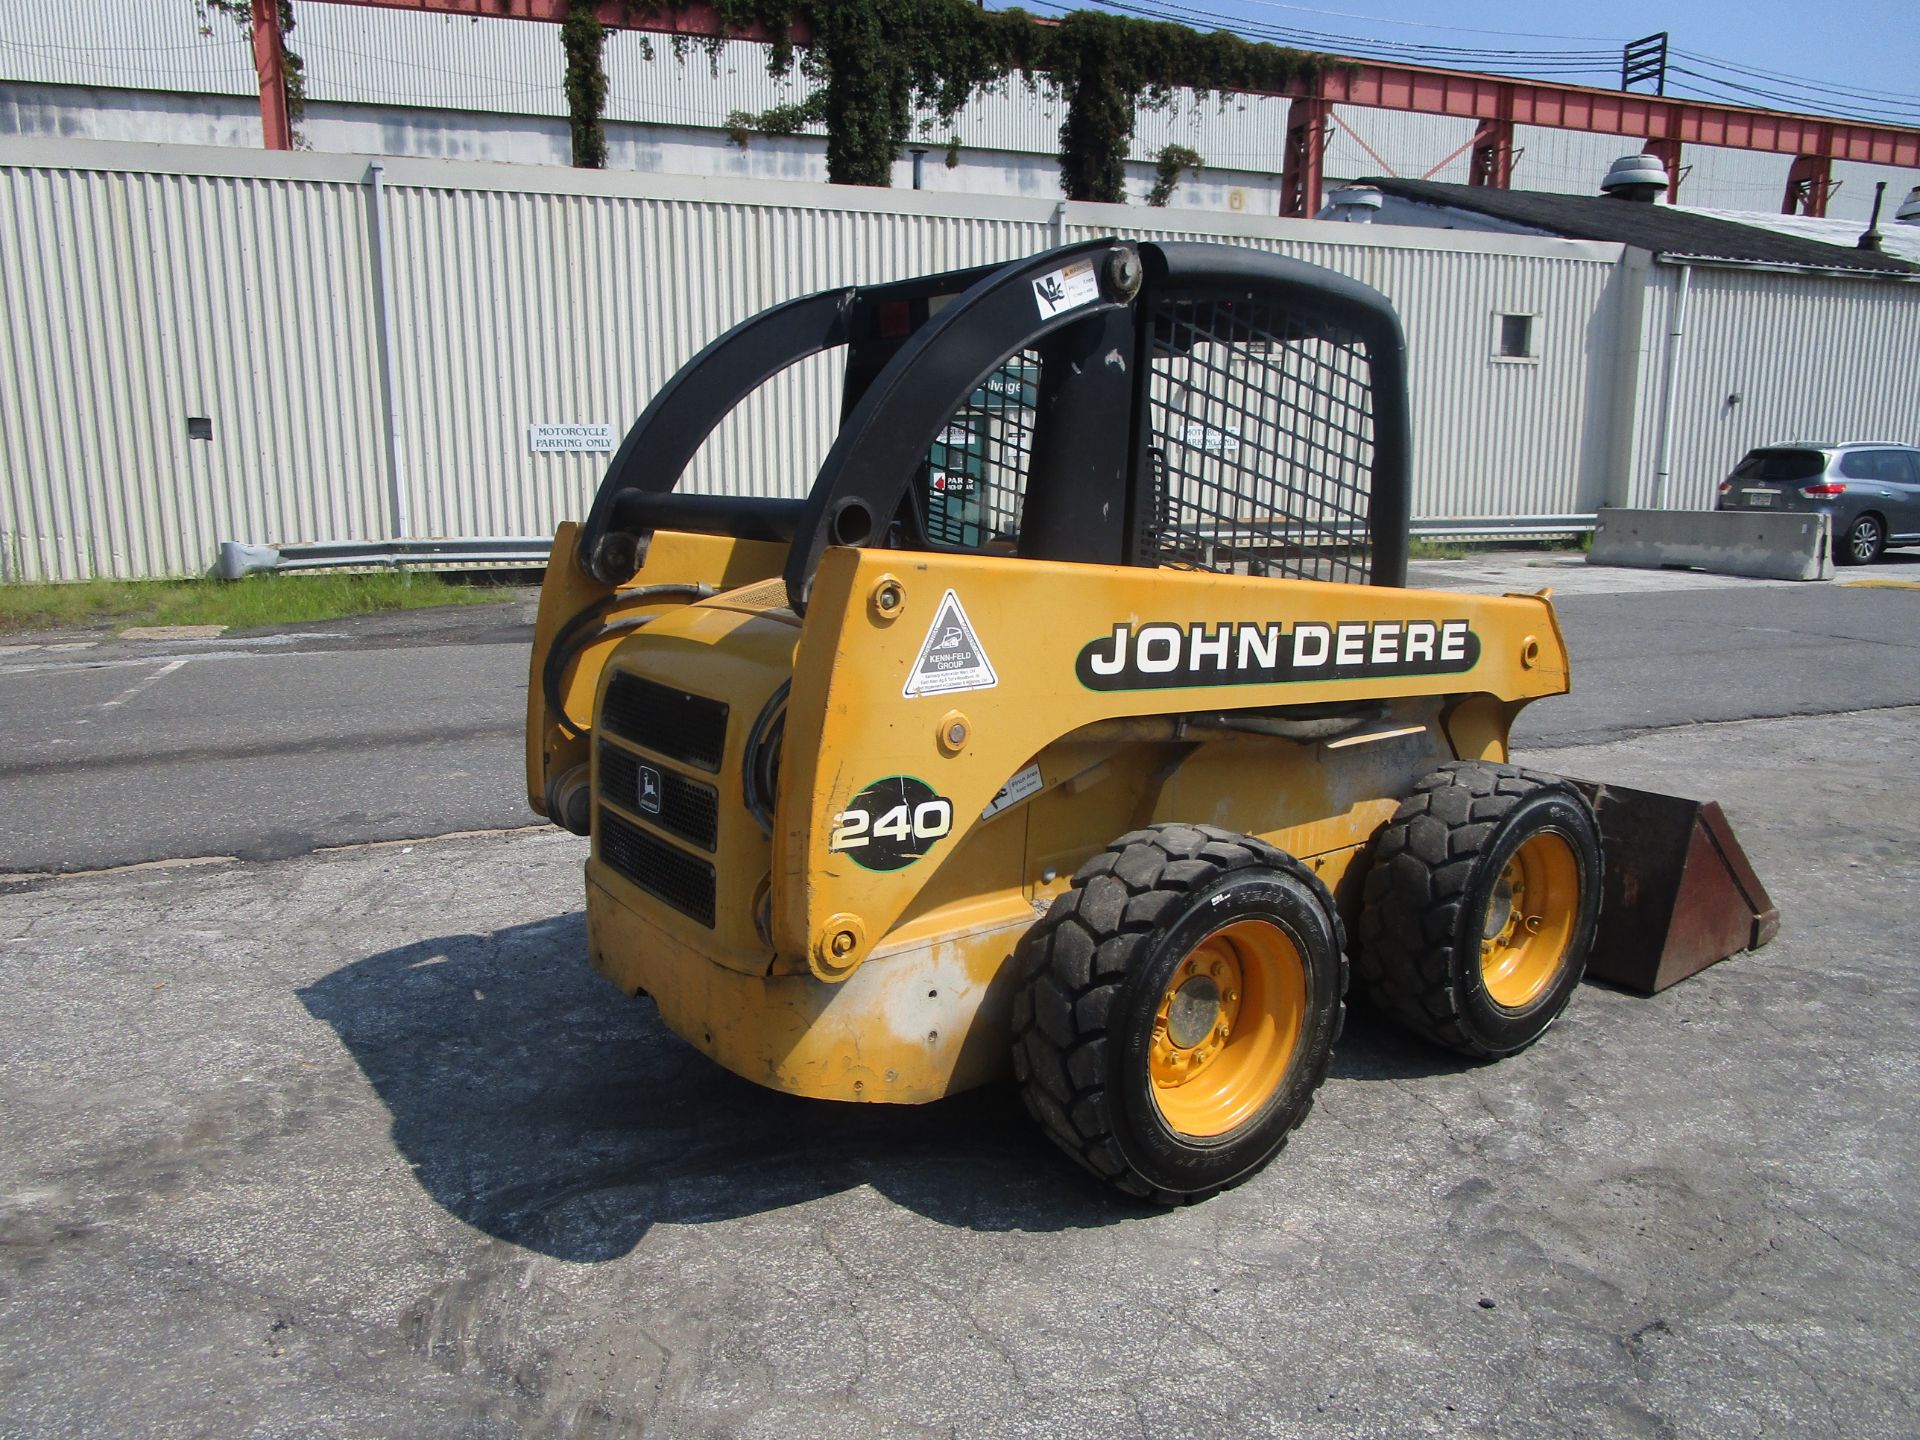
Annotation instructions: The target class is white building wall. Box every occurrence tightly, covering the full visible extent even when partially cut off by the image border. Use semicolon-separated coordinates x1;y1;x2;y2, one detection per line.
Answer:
1;138;1634;582
1067;208;1629;522
1627;263;1920;510
0;152;387;583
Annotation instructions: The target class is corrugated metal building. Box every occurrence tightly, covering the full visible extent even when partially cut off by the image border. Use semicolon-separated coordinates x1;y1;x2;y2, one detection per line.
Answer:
0;0;1907;222
1345;176;1920;511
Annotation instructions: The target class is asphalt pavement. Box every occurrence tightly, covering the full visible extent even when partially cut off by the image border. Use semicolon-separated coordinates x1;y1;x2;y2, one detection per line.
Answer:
3;553;1920;873
0;600;538;874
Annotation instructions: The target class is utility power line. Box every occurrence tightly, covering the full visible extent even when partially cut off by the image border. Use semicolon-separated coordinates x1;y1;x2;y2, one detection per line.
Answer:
1028;1;1920;128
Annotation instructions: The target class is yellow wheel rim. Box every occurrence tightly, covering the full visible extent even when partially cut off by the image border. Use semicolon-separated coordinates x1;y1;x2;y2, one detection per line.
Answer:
1149;919;1305;1138
1479;832;1580;1010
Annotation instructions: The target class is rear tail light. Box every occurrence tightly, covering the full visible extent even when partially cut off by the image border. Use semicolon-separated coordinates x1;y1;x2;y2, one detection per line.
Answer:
1717;480;1733;496
1800;482;1848;497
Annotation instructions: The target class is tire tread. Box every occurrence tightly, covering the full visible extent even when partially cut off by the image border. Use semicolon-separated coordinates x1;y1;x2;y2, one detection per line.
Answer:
1012;824;1346;1203
1355;760;1597;1059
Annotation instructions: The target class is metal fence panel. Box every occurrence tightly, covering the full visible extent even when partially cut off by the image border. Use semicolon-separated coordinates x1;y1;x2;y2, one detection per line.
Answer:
378;175;1053;541
0;154;385;582
4;140;1636;582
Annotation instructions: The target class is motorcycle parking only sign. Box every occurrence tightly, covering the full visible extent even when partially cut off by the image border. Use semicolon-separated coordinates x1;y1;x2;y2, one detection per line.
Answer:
527;423;615;453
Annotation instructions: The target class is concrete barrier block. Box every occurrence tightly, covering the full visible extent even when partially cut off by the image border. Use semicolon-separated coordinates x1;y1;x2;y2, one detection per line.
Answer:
1586;508;1832;581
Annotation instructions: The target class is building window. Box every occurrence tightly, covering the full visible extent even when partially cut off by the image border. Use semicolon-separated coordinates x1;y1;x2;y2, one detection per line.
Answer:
1494;312;1537;362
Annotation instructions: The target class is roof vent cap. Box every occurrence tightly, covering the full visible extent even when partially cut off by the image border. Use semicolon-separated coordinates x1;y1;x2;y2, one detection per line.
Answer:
1322;184;1383;223
1896;186;1920;225
1602;153;1669;202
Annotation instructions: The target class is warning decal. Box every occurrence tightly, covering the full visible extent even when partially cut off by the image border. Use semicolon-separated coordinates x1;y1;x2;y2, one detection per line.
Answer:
1031;257;1100;319
981;762;1043;820
903;589;999;698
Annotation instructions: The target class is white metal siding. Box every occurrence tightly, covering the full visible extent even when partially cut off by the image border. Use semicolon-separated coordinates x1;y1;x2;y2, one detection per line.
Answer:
0;0;255;96
1628;264;1920;510
18;138;1911;585
0;157;385;582
1066;209;1625;521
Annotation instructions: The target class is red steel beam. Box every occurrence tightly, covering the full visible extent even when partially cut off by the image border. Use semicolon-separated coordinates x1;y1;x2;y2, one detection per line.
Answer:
1321;61;1920;168
1279;98;1330;216
1643;136;1684;203
277;1;1920;183
251;0;293;151
1783;153;1837;217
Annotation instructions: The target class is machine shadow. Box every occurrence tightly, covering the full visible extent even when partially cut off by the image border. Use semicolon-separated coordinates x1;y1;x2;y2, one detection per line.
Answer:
1328;1003;1480;1082
298;914;1136;1262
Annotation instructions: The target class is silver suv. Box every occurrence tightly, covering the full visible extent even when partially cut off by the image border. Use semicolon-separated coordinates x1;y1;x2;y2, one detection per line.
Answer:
1716;442;1920;565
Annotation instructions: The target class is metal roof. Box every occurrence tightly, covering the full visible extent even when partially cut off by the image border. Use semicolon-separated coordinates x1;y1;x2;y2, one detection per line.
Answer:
1680;207;1920;266
1360;177;1920;276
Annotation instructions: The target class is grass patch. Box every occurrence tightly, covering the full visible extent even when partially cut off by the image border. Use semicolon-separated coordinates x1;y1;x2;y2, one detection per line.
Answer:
1406;538;1473;560
0;571;502;634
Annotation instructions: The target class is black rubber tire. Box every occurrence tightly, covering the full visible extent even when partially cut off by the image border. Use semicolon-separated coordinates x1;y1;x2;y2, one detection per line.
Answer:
1010;824;1346;1205
1356;762;1602;1060
1839;514;1885;566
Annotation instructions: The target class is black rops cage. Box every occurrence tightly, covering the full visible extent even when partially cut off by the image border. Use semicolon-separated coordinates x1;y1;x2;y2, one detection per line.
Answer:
578;241;1411;609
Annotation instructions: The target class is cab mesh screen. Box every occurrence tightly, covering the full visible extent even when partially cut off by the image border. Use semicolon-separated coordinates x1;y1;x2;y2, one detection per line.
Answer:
1144;299;1375;584
916;351;1039;552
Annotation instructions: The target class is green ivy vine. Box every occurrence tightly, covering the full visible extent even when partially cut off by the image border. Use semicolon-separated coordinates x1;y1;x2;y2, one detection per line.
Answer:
1148;144;1204;207
563;0;610;167
648;0;1335;200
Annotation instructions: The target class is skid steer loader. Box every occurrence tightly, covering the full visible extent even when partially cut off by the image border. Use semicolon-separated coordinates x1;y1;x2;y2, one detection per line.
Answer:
526;241;1776;1203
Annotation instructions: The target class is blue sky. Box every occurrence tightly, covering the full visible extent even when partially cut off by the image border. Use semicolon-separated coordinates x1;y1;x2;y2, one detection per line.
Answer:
1009;1;1920;127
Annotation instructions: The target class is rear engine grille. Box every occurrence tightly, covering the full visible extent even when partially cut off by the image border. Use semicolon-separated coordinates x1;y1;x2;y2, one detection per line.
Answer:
602;672;729;772
598;742;720;851
599;808;716;928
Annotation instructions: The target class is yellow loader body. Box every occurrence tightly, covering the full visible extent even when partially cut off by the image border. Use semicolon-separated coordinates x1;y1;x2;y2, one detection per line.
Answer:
533;526;1569;1103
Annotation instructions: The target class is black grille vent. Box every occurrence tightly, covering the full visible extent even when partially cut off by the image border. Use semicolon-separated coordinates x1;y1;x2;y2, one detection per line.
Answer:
602;672;729;772
599;808;716;928
598;743;720;852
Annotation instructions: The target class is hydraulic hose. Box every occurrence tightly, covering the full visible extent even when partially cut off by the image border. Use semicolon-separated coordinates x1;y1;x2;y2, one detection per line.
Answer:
541;584;715;737
741;678;792;837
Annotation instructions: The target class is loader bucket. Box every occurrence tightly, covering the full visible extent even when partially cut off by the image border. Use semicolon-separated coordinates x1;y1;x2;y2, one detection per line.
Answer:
1572;782;1780;995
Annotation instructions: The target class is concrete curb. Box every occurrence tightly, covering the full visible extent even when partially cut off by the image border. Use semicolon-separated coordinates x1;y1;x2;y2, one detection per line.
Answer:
1586;508;1833;581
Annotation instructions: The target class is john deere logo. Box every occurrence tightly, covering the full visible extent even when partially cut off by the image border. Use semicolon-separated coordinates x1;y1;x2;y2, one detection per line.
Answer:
637;764;663;815
1076;618;1479;691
